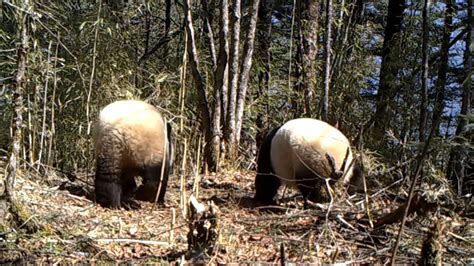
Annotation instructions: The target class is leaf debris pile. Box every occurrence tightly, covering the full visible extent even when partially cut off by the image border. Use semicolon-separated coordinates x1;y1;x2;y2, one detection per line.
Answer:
0;169;472;264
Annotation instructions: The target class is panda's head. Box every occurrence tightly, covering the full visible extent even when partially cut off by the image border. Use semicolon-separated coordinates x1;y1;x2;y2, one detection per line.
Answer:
345;154;365;194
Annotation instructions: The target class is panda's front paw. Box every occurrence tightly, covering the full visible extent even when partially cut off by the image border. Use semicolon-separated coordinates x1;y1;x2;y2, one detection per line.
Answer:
121;199;141;210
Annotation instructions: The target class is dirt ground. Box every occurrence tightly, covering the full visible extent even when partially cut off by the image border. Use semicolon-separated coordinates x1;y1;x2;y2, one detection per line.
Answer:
0;169;473;264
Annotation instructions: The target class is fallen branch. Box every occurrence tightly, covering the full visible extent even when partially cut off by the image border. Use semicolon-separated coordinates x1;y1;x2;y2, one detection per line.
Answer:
375;193;437;227
95;238;170;246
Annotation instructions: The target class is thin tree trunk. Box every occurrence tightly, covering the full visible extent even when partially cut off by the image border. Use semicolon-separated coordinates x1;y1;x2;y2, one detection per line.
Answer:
210;0;230;171
3;2;40;234
165;0;171;34
235;0;261;146
38;41;53;167
431;0;452;135
202;0;217;68
456;0;472;136
225;0;241;158
85;0;101;136
419;0;430;142
5;0;29;200
140;9;151;89
144;10;150;63
183;0;214;170
136;0;177;64
47;34;60;166
373;0;406;139
255;0;274;150
302;0;318;116
289;0;298;116
332;0;363;99
295;0;319;116
219;0;230;131
322;0;332;122
446;0;472;195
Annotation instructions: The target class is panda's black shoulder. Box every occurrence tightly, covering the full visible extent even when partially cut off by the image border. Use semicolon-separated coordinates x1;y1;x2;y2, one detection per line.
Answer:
256;126;282;173
262;126;281;151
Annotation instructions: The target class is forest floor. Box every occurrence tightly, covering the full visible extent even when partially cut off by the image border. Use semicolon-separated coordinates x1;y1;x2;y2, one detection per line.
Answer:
0;167;473;264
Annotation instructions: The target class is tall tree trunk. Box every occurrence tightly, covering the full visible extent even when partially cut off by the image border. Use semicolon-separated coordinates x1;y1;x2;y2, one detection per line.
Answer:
331;0;365;106
373;0;406;139
296;0;319;116
255;0;274;150
140;9;151;90
201;0;217;68
225;0;241;158
431;0;452;135
219;0;230;132
447;0;472;195
455;0;472;136
183;0;214;171
5;0;29;200
2;0;39;234
419;0;430;142
235;0;261;146
210;0;230;170
165;0;171;34
322;0;332;122
161;0;172;61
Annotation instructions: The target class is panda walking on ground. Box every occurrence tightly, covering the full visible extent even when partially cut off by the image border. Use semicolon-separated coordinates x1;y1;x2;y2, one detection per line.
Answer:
93;100;174;209
254;118;363;207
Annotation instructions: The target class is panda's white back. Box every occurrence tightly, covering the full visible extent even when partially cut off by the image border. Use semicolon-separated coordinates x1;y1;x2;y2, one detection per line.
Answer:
99;100;157;123
270;118;354;185
95;100;166;165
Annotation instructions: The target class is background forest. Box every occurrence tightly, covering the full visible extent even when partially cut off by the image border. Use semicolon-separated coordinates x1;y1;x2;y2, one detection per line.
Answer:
0;0;473;264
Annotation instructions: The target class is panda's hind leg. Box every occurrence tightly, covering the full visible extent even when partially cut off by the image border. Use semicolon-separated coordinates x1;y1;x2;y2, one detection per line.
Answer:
120;173;141;209
94;161;122;209
295;167;322;209
94;137;124;209
255;173;281;205
121;168;140;199
135;163;163;204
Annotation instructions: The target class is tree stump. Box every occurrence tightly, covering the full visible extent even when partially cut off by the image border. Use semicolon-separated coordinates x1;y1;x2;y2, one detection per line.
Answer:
187;195;219;256
420;219;445;266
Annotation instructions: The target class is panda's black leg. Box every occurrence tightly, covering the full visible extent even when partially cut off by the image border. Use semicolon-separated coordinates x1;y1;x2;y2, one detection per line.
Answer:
297;183;314;209
255;173;281;205
95;156;122;209
120;174;141;209
297;177;321;209
121;174;138;200
95;178;122;209
136;164;164;204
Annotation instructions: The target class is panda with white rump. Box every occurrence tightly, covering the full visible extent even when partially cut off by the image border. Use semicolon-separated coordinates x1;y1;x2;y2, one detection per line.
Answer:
254;118;363;208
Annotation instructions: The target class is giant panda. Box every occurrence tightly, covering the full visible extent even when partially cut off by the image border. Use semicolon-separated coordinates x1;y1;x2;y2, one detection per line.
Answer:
93;100;174;209
254;118;363;207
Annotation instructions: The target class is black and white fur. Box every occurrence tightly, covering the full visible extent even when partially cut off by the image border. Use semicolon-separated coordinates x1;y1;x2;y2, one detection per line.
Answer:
254;118;363;206
93;100;174;209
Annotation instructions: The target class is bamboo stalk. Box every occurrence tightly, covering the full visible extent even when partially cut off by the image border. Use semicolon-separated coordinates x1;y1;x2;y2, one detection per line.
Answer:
38;41;52;168
179;32;188;134
180;138;188;218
